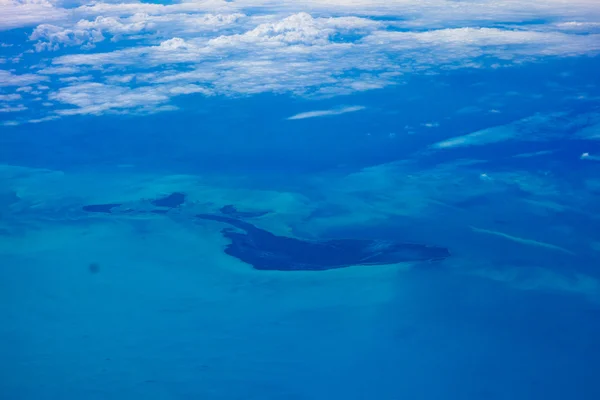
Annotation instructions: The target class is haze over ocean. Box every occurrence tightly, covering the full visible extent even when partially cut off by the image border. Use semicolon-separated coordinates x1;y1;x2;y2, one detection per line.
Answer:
1;1;600;399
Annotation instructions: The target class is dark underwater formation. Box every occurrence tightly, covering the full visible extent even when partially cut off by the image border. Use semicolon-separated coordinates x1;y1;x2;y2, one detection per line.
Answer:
82;193;450;271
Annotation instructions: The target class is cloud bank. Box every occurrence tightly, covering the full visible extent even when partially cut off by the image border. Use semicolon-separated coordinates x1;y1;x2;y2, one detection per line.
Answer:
0;0;599;123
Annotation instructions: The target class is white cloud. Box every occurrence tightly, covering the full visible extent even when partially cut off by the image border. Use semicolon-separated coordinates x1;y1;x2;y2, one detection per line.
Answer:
48;82;171;115
52;14;600;73
37;66;80;75
287;105;365;120
30;23;105;51
74;0;236;18
432;126;518;149
4;0;600;32
0;93;22;101
432;112;600;149
27;115;59;123
53;37;210;67
0;69;47;87
59;75;92;83
512;150;555;158
555;21;600;33
51;13;380;66
1;1;598;120
51;20;600;81
0;104;27;112
30;12;246;51
581;153;600;161
47;81;211;115
44;12;600;118
0;0;67;31
167;84;211;95
361;27;600;61
209;12;381;47
432;113;559;149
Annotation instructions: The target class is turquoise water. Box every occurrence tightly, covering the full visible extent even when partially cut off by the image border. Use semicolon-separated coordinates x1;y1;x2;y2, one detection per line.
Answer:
2;2;600;399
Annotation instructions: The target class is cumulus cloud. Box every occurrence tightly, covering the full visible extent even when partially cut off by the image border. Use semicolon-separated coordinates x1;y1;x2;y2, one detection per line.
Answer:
0;0;67;31
30;23;105;51
5;0;600;32
42;10;600;117
209;12;381;46
1;1;599;120
30;12;246;51
287;105;365;120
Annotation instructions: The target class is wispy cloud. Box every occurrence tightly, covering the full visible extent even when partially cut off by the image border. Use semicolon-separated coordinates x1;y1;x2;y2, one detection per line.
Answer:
0;104;27;113
431;112;600;149
577;122;600;140
581;152;600;161
0;93;21;101
512;150;555;158
287;105;365;120
0;69;47;87
470;225;575;255
48;82;172;116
